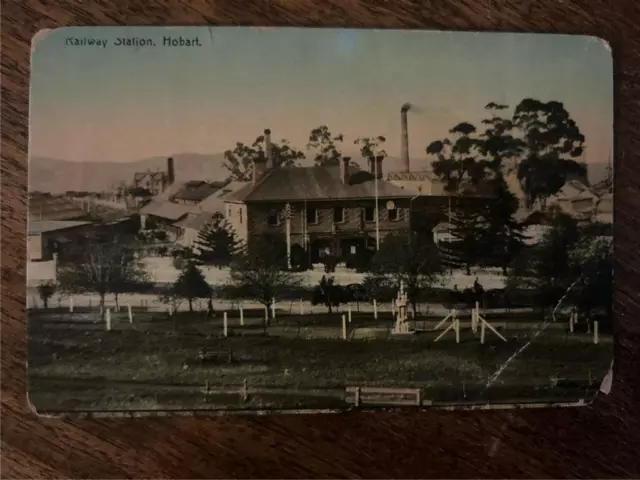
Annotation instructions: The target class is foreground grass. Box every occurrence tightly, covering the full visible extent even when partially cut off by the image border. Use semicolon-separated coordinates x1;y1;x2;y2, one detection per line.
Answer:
28;310;612;412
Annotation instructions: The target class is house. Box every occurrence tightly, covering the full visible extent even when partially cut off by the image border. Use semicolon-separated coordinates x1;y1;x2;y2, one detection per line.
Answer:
28;220;94;261
223;129;416;262
516;209;555;246
132;157;175;195
175;181;249;248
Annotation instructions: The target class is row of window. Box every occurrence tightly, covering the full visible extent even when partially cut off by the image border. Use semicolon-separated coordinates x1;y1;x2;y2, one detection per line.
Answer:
266;206;401;227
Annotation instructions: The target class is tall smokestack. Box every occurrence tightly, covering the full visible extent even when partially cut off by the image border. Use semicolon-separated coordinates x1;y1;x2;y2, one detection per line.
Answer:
166;157;175;185
264;129;275;169
401;103;411;173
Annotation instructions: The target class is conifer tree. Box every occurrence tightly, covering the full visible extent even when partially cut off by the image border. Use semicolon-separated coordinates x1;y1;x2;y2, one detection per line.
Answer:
194;212;242;267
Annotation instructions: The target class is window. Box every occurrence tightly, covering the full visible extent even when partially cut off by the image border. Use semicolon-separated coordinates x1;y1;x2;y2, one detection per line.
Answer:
267;210;279;226
306;207;318;225
227;205;231;217
388;208;399;221
364;206;376;222
333;206;344;223
238;208;243;224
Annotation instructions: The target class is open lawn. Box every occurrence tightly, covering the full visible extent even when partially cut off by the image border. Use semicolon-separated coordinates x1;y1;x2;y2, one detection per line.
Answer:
28;309;612;413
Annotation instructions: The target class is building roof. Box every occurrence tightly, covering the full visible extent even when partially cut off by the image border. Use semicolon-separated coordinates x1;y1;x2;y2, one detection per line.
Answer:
134;171;167;182
28;220;92;235
556;180;594;200
387;171;438;182
174;212;216;230
139;200;192;221
190;181;249;214
227;166;415;203
28;195;88;221
171;181;220;203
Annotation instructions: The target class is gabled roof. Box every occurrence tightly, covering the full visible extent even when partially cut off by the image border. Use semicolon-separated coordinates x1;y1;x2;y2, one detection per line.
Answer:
174;212;216;230
227;166;415;203
387;171;438;181
171;181;219;202
190;181;249;214
139;200;191;221
134;171;167;182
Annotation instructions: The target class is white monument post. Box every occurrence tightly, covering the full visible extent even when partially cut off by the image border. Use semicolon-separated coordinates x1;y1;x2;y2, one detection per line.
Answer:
391;281;414;336
341;314;347;340
127;304;133;323
105;308;112;331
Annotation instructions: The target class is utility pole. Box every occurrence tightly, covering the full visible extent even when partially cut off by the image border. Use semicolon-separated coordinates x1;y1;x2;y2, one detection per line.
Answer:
375;156;380;251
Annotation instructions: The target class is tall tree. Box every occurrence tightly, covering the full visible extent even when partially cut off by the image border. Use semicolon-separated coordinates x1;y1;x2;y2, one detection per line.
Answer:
354;136;387;164
445;202;488;275
194;212;242;267
307;125;344;167
507;211;581;311
512;98;587;208
223;134;305;181
369;232;443;316
109;249;151;311
427;122;494;193
170;262;212;313
229;234;301;324
36;281;57;309
57;240;148;316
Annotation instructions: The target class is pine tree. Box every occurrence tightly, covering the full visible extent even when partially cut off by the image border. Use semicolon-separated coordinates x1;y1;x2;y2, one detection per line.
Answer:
194;213;242;267
171;262;212;313
447;201;487;275
479;178;526;274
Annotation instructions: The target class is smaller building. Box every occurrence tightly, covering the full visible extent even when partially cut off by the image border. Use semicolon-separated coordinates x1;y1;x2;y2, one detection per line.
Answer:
132;157;175;196
28;220;93;261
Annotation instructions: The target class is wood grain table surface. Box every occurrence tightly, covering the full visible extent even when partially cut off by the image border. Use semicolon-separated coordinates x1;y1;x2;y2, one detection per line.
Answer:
2;1;640;478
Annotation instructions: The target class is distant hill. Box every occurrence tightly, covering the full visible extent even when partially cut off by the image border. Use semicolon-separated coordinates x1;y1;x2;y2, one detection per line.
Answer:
29;152;611;195
29;153;229;194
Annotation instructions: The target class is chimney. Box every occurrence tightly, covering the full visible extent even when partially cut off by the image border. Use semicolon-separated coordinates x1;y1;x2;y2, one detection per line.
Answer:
340;157;351;185
401;103;411;172
252;157;267;185
166;157;175;185
264;129;275;169
375;155;384;180
368;157;375;175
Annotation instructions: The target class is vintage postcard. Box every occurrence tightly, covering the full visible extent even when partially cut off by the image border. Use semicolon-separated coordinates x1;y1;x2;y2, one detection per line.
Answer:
28;27;614;415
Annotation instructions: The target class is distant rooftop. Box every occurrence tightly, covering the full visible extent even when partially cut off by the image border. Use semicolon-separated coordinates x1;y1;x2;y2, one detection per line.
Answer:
28;220;92;235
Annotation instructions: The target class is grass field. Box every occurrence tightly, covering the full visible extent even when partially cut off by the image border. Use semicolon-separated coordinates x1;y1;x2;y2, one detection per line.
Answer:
28;308;613;413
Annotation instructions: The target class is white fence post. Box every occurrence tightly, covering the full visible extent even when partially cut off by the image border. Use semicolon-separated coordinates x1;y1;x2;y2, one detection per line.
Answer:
348;305;352;323
373;299;378;319
239;305;244;326
342;315;347;340
594;321;599;344
127;304;133;323
223;312;228;338
271;298;276;320
105;308;112;331
69;295;74;313
300;299;304;315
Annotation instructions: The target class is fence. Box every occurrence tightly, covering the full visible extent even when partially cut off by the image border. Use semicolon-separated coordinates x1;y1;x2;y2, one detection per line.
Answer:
345;387;422;407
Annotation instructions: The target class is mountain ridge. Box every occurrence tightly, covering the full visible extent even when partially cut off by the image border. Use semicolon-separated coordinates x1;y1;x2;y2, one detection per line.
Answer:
29;154;611;194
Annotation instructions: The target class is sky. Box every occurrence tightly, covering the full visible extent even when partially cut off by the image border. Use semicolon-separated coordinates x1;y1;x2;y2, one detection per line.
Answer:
30;27;613;165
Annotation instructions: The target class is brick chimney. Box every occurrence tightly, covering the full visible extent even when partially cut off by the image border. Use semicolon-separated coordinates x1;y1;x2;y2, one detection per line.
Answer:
375;155;384;180
264;129;275;169
166;157;175;185
340;156;351;185
367;157;375;175
252;156;267;185
400;103;411;173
